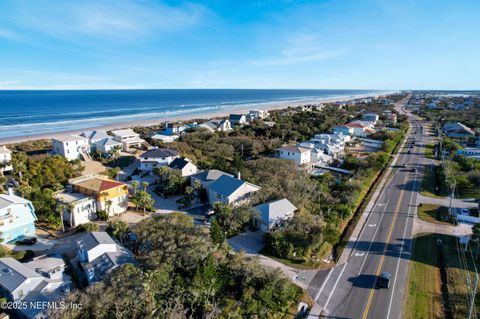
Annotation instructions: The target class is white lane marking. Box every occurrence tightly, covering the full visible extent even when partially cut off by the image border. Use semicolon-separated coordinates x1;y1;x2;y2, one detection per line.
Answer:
386;143;420;318
357;200;390;275
323;262;348;312
368;224;377;227
313;267;335;302
354;252;365;257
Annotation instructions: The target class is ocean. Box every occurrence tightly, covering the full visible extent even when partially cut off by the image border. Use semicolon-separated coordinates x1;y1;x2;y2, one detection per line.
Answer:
0;89;380;139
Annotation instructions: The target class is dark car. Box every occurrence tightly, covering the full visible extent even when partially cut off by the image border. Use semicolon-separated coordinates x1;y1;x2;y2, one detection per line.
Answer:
377;272;392;288
15;237;37;246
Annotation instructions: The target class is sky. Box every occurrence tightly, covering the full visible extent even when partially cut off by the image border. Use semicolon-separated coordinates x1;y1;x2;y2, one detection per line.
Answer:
0;0;479;90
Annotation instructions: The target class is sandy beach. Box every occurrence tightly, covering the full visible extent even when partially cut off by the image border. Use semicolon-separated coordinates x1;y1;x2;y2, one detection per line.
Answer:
0;92;388;145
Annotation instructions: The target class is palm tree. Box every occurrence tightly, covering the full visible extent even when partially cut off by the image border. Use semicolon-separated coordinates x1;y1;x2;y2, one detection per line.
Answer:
107;221;129;243
142;181;149;192
153;166;169;183
105;200;113;215
132;181;139;195
55;204;66;232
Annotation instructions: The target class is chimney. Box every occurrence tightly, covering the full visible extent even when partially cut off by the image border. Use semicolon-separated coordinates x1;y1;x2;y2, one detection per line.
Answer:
237;172;241;180
7;187;13;196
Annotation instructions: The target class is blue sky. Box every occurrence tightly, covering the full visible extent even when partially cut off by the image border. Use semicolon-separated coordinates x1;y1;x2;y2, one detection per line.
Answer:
0;0;479;90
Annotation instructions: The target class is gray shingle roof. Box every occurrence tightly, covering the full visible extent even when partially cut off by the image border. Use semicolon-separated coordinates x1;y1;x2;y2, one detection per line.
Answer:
191;170;233;183
80;130;110;141
254;199;297;224
141;148;179;158
0;258;42;293
76;232;116;252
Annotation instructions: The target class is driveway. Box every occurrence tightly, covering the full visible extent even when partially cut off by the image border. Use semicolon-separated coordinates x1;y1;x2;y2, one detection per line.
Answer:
228;230;265;254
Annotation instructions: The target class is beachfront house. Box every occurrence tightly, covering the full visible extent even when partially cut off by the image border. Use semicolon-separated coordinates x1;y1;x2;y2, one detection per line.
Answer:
0;146;13;174
80;130;111;151
443;122;475;138
207;174;261;206
168;158;198;177
275;145;311;165
52;135;90;161
150;134;179;143
68;174;129;216
54;191;97;228
229;114;248;126
163;123;187;136
190;169;233;189
140;148;179;171
0;192;37;243
111;129;146;151
249;109;269;120
75;232;135;285
253;198;297;232
200;119;233;132
93;138;123;156
362;113;379;123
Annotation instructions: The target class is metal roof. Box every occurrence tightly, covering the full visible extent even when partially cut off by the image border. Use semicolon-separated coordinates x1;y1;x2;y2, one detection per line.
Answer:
0;258;42;293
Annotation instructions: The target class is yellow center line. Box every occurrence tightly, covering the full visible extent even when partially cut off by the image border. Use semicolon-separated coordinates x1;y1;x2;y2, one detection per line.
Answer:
361;175;406;319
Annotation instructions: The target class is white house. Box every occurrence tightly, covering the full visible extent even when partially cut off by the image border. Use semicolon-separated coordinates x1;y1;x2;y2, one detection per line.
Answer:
52;135;90;161
345;123;375;137
140;148;179;171
208;174;261;206
75;232;135;285
0;146;12;174
249;109;269;120
80;130;111;149
151;134;179;143
217;119;233;132
168;158;198;177
253;198;297;232
229;114;248;126
163;123;187;136
54;191;97;228
275;146;311;165
111;129;145;151
93;138;124;155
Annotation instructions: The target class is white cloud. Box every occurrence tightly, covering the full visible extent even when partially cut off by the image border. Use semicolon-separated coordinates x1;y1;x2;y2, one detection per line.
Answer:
9;0;207;40
0;27;19;39
248;49;342;66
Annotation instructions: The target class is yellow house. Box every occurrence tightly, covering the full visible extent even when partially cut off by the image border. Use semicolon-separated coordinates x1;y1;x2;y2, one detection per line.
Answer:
69;175;128;216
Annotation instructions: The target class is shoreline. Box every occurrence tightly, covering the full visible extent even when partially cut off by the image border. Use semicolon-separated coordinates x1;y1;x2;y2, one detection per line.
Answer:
0;92;389;145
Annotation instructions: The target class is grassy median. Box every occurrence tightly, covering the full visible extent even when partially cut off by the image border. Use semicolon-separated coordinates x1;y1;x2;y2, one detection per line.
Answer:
417;204;450;224
404;233;480;319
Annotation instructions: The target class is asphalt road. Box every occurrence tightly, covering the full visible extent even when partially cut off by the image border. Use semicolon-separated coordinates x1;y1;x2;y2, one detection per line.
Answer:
310;97;426;318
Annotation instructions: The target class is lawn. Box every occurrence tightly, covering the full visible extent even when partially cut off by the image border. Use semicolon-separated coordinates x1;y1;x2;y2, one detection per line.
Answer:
417;204;450;224
404;233;480;319
420;165;447;199
424;143;437;159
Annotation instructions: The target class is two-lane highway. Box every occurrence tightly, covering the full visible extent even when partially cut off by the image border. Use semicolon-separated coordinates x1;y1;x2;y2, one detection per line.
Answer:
311;101;426;318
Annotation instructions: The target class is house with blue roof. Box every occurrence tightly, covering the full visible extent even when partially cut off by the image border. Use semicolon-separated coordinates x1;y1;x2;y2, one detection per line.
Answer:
0;192;37;243
207;174;261;206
